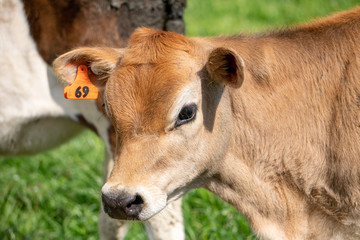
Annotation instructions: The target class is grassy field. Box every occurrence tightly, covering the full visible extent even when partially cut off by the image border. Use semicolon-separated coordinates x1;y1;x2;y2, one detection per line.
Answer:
1;1;359;239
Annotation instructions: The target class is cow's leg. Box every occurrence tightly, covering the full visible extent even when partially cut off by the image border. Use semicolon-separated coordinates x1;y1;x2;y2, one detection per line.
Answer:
99;148;185;240
99;207;130;240
144;198;185;240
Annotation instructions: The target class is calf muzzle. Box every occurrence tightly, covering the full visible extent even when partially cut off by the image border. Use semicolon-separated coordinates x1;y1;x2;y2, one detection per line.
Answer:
101;192;144;220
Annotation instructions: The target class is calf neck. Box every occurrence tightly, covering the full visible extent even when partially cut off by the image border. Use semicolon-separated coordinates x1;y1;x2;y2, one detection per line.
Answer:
54;8;360;239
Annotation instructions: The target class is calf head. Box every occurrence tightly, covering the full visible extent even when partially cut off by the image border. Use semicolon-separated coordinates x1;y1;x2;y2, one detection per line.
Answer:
53;28;245;221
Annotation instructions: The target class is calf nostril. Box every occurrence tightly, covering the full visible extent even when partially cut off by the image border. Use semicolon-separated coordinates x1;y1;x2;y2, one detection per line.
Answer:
127;195;144;208
123;194;144;217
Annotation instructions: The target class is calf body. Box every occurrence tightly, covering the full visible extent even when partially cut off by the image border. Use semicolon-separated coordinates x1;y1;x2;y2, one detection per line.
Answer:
55;8;360;239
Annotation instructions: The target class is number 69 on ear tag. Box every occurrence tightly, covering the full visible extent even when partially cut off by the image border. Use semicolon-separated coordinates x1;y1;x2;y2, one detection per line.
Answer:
64;65;99;99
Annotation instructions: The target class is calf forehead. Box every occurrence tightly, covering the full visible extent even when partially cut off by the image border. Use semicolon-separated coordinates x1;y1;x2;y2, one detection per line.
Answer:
106;62;190;137
105;28;198;137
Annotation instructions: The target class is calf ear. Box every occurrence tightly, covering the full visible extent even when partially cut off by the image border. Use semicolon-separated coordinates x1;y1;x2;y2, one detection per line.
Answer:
53;47;124;88
206;47;244;88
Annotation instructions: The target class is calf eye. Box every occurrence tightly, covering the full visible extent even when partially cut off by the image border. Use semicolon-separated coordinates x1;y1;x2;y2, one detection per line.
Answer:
175;104;197;128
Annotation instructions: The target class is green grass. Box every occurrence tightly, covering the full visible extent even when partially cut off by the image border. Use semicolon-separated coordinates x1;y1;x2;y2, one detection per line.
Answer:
1;1;359;239
0;131;104;240
185;0;358;36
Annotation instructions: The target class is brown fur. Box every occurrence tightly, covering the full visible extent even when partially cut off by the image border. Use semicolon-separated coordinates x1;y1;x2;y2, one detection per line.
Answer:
54;7;360;240
23;0;186;64
122;28;192;65
23;0;127;63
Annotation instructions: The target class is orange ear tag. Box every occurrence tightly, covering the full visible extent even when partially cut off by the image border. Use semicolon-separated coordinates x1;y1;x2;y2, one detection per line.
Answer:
64;65;99;99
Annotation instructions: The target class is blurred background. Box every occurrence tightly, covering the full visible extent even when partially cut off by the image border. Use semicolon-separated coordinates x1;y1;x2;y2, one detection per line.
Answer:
1;0;358;239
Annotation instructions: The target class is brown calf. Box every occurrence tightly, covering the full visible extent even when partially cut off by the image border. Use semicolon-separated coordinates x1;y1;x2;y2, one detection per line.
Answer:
54;8;360;240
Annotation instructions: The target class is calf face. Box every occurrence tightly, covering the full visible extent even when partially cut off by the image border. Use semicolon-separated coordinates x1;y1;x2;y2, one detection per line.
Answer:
54;28;244;221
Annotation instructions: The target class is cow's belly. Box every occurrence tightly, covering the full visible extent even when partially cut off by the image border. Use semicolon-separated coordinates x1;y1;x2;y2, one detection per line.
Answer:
0;51;83;155
0;116;84;155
